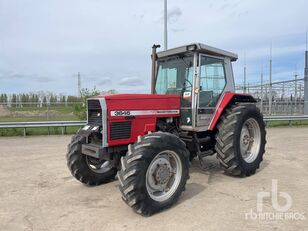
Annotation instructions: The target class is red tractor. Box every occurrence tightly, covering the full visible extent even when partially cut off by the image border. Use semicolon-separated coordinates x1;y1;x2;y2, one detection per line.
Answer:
67;43;266;216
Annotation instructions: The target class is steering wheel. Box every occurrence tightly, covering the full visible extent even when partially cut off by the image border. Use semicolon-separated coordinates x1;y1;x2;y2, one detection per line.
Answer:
184;78;192;91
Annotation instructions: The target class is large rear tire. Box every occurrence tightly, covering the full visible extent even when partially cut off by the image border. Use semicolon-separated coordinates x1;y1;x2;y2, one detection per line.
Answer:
66;134;117;185
215;104;266;176
117;132;190;216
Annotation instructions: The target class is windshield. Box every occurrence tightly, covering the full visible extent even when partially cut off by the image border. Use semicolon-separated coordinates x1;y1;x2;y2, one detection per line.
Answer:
155;55;194;95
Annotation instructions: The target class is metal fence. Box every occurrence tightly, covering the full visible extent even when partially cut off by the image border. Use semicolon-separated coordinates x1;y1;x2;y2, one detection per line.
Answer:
236;77;305;115
0;121;86;136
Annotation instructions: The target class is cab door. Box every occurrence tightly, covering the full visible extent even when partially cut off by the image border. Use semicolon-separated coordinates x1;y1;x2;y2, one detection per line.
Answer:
196;55;227;127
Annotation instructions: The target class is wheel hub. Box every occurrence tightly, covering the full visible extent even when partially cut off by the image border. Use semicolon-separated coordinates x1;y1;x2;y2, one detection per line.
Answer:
154;164;172;185
146;150;182;202
240;118;261;163
241;127;251;151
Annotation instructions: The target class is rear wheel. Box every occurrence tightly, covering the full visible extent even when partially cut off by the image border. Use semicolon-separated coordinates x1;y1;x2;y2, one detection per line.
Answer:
117;132;190;216
215;104;266;176
66;135;117;185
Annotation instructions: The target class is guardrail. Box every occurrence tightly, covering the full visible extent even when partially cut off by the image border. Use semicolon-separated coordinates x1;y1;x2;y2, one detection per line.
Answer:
0;115;308;136
264;115;308;121
0;121;86;136
264;115;308;126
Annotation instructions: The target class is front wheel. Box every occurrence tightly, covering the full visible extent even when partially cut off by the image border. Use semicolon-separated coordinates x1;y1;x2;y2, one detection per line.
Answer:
117;132;190;216
66;135;117;185
215;104;266;176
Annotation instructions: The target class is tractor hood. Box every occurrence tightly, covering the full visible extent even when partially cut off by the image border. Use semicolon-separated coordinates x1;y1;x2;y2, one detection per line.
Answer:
95;94;181;117
88;94;181;146
96;93;178;101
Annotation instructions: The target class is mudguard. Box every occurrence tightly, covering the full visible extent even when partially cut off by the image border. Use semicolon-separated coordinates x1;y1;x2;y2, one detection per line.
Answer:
208;92;256;130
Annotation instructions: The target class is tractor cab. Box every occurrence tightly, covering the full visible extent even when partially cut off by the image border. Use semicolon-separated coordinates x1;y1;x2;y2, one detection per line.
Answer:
153;43;237;131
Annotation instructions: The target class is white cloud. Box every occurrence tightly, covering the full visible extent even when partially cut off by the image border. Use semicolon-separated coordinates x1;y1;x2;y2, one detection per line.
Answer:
119;77;144;87
167;7;182;23
97;77;112;86
0;0;307;94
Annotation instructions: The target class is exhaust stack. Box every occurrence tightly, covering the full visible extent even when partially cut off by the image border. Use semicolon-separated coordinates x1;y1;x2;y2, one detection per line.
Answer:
151;44;161;94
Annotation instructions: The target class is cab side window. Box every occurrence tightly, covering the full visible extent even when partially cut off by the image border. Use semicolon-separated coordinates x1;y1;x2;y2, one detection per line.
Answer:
199;56;226;108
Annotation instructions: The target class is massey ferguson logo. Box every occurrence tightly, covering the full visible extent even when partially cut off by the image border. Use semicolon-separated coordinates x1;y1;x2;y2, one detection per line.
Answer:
110;110;180;117
112;111;131;116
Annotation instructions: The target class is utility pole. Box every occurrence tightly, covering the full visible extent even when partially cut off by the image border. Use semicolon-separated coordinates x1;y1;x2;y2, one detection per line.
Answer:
282;82;285;99
164;0;168;50
269;42;273;115
294;73;298;113
260;71;264;112
304;28;308;114
77;72;81;97
243;51;247;93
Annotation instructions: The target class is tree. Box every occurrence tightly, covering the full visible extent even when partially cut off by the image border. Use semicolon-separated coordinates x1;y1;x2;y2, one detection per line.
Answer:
3;94;7;104
73;87;100;120
12;94;17;107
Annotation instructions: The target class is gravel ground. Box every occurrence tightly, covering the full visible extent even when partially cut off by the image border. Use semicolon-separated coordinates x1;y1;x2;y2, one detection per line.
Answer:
0;127;307;231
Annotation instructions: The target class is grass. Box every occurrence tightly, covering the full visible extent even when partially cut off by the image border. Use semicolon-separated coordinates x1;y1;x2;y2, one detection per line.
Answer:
0;126;80;137
266;120;308;127
9;105;79;113
0;105;82;136
0;105;80;122
0;115;79;122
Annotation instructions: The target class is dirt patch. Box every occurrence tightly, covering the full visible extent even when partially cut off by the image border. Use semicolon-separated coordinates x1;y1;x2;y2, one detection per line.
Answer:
0;128;307;231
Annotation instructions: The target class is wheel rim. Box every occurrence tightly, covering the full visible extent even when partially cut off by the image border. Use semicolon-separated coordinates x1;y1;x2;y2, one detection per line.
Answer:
146;150;182;202
86;156;111;174
240;118;261;163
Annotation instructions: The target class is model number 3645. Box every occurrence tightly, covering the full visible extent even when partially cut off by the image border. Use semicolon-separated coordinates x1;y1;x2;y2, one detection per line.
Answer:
113;111;131;116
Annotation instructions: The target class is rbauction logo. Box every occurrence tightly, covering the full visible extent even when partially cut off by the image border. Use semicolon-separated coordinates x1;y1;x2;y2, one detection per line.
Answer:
245;179;306;223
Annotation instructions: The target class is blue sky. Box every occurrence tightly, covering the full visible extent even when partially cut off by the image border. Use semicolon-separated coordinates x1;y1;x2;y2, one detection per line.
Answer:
0;0;307;95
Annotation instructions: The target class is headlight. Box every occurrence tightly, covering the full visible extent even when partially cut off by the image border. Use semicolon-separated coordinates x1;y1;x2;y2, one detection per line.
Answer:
91;126;99;131
82;125;90;130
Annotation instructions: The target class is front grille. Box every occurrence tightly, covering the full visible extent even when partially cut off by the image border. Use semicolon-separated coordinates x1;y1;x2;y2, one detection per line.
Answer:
87;100;102;126
110;121;132;140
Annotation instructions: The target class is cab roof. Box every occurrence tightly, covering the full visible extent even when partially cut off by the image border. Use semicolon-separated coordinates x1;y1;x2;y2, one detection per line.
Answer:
156;43;238;61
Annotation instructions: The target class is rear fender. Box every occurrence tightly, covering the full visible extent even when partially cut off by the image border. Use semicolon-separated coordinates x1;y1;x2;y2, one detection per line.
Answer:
208;92;256;131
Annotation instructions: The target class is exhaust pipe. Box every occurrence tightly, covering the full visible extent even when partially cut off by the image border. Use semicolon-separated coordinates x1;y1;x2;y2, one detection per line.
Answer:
151;44;160;94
